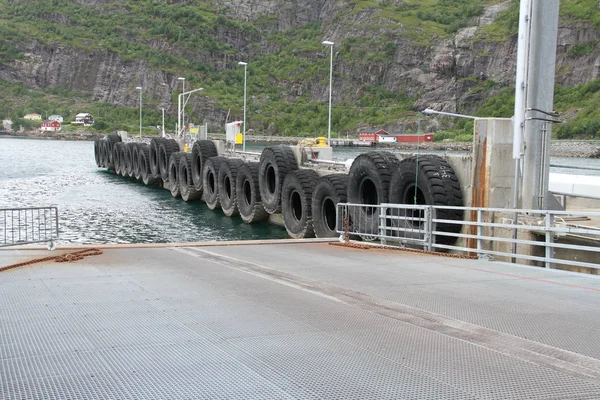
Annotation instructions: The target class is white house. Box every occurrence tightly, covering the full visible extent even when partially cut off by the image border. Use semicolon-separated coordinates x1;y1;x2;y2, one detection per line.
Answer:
48;115;64;123
73;113;94;126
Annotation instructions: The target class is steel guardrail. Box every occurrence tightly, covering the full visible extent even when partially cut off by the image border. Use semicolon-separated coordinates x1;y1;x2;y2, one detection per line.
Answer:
336;203;600;270
1;207;59;249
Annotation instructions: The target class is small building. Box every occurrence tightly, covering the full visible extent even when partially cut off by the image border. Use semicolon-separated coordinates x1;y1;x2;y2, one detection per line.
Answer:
73;113;94;126
358;129;398;143
48;115;64;123
40;120;62;132
359;129;435;143
23;113;42;121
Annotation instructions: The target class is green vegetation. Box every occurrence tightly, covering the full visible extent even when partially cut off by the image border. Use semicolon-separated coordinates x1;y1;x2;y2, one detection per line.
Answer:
0;0;599;138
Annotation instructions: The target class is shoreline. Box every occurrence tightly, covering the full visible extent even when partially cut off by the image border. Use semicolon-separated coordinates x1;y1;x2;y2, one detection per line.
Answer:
2;131;599;158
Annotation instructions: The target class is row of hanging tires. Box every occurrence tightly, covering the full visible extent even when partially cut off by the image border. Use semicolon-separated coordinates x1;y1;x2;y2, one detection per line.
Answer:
94;134;464;243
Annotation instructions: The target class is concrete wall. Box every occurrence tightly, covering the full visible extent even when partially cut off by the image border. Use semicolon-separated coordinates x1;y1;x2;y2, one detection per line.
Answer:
471;118;516;209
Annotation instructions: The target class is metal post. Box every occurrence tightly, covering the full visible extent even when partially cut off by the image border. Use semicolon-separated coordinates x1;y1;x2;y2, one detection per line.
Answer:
477;209;484;257
521;0;560;209
178;77;185;136
322;41;334;146
379;206;386;246
545;212;555;269
239;62;248;151
136;87;142;138
161;108;165;137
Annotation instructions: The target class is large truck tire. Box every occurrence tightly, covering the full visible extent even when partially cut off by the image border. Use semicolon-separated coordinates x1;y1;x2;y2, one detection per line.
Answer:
389;155;464;246
218;158;244;217
203;156;228;210
168;152;184;198
159;139;180;181
281;169;320;239
259;146;298;214
94;140;101;167
191;140;218;192
149;138;164;178
132;144;141;180
236;162;269;224
311;174;348;238
125;143;136;177
347;151;400;235
179;153;202;202
139;145;158;186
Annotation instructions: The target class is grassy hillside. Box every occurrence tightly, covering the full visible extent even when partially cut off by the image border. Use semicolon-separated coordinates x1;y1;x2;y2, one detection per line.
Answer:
0;0;599;139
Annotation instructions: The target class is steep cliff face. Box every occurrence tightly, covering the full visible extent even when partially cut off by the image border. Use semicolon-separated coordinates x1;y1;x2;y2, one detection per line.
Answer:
1;0;599;131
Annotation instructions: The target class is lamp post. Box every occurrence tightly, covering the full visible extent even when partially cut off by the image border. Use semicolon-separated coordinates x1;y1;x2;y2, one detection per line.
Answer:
322;41;334;146
178;77;185;135
238;61;248;151
161;108;165;137
136;86;142;138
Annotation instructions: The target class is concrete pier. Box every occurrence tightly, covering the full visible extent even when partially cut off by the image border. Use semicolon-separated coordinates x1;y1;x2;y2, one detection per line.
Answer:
2;242;600;399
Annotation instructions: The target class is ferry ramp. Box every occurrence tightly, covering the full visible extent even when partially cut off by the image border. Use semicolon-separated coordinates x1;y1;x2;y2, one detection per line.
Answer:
2;242;600;399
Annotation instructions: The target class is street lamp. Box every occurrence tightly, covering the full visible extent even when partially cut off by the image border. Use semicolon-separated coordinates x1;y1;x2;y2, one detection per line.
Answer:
161;108;165;137
322;40;334;146
177;87;204;138
136;86;142;138
178;77;185;135
238;61;248;151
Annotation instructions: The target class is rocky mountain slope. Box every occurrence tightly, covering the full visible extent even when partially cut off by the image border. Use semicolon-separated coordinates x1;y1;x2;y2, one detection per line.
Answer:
0;0;599;136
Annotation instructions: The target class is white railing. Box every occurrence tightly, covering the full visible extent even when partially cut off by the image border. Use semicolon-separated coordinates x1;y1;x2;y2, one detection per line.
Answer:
336;203;600;270
1;207;59;249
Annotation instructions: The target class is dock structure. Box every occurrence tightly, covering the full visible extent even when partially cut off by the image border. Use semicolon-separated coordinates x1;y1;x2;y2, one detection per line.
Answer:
1;242;600;399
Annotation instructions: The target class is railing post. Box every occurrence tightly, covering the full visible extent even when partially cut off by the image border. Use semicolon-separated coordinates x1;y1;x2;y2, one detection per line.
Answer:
477;209;484;258
426;206;434;252
545;212;555;269
379;205;386;246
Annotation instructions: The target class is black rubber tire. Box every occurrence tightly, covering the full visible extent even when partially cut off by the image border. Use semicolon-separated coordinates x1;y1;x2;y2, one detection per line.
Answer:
99;140;107;168
94;140;101;167
347;151;400;235
104;141;115;171
258;146;299;214
149;138;164;178
119;142;129;176
236;162;269;224
218;158;244;217
191;140;218;192
311;174;348;238
169;152;184;198
112;142;123;176
159;139;180;181
202;156;228;210
125;142;136;177
281;169;320;239
139;145;158;186
389;155;464;246
106;134;121;165
132;144;141;180
179;153;202;201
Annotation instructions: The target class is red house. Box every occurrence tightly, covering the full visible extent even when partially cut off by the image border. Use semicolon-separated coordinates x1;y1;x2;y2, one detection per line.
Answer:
358;129;392;143
40;120;62;132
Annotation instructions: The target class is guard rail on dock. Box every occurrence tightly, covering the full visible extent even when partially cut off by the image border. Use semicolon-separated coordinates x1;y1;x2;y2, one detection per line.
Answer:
1;207;59;248
337;203;600;271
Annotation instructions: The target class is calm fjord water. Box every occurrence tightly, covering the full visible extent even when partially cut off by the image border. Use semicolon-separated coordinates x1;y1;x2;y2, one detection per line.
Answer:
0;137;287;245
1;136;598;245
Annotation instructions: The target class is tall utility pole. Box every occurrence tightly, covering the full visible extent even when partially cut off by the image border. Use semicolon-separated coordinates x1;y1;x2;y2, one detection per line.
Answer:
322;41;334;146
136;87;142;138
238;61;248;151
519;0;560;210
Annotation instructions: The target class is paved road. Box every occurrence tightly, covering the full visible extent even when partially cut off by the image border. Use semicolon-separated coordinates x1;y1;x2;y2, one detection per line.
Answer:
2;243;600;399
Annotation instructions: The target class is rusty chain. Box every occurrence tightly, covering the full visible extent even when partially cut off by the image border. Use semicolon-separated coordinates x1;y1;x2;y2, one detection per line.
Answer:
0;248;103;273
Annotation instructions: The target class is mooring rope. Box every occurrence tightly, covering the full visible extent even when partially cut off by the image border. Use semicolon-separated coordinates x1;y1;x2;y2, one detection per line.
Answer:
0;248;103;273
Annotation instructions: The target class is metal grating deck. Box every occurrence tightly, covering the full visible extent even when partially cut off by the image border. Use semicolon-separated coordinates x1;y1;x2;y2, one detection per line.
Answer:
1;243;600;399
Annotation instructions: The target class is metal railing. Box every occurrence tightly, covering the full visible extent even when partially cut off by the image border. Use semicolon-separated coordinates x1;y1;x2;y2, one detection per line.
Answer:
336;203;434;250
336;203;600;270
1;207;59;248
